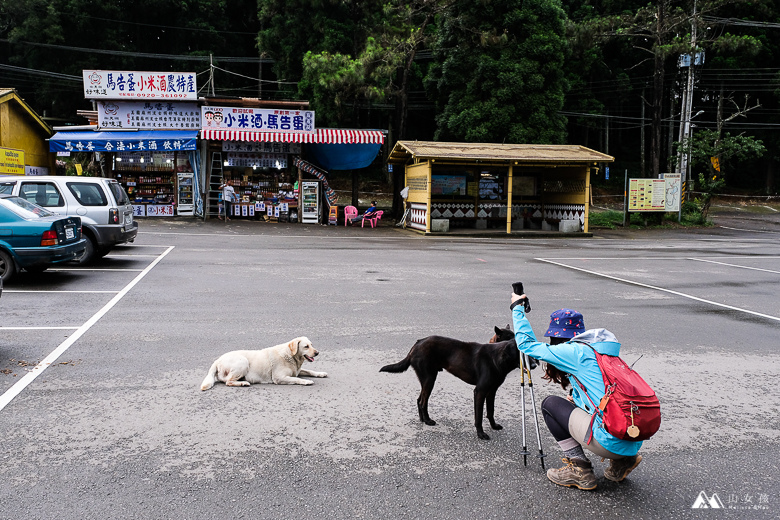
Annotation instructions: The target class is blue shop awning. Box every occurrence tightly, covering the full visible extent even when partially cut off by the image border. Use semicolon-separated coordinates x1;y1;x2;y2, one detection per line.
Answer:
305;143;382;171
49;130;198;153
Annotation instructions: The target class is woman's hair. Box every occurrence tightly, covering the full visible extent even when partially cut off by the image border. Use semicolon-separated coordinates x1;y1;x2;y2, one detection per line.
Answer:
543;336;571;390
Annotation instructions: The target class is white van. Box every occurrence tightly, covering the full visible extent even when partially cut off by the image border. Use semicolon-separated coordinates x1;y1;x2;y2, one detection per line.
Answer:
0;175;138;264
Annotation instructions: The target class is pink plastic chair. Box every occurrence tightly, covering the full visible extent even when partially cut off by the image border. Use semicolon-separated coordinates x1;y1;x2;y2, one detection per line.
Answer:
344;206;358;226
362;210;383;228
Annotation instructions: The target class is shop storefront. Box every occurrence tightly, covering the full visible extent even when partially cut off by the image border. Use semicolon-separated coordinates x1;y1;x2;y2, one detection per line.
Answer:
388;141;614;234
201;124;384;223
48;130;200;217
48;70;204;217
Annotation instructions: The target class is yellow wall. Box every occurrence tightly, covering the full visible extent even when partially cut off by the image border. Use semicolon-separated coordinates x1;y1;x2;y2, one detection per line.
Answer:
0;96;55;173
405;162;430;204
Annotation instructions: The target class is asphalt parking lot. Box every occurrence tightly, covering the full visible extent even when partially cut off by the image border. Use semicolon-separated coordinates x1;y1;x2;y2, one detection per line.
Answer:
1;216;778;519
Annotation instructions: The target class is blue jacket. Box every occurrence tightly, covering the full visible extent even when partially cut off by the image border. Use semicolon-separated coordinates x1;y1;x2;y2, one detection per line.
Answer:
512;305;641;456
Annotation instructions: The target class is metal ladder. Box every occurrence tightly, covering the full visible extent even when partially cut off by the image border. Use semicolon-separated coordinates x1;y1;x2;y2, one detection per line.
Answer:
206;152;223;219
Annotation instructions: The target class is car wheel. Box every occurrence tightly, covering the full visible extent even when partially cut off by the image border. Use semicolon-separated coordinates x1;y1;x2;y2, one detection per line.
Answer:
0;249;16;282
73;235;97;265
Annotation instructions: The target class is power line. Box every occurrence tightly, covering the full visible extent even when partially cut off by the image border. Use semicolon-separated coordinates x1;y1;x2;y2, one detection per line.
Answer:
71;14;258;35
0;39;272;63
0;63;81;82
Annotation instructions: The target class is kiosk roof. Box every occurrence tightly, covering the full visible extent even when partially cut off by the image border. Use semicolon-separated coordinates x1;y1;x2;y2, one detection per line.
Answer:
387;141;614;164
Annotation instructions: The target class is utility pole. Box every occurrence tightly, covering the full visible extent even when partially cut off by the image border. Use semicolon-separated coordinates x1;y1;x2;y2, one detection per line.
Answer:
640;89;645;177
209;54;216;97
677;0;697;183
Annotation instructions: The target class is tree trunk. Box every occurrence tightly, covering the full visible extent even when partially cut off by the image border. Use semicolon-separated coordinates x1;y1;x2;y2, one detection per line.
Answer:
650;2;666;179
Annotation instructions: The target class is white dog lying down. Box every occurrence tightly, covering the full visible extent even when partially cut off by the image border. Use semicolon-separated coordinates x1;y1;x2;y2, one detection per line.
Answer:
200;336;327;390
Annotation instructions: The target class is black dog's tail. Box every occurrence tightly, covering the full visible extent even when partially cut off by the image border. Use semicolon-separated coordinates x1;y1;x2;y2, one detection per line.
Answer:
379;356;411;373
380;343;418;373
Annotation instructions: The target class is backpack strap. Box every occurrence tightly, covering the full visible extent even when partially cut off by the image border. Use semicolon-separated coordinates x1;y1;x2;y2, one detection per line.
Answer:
568;341;614;445
568;373;599;445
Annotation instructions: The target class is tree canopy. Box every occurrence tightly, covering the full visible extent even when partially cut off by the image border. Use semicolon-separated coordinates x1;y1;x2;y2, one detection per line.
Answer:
1;0;779;192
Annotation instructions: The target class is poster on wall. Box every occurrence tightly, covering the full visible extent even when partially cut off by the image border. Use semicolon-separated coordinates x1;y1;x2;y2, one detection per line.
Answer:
431;175;467;196
97;101;201;130
222;141;301;154
512;176;536;197
0;148;25;175
226;153;287;168
202;106;315;133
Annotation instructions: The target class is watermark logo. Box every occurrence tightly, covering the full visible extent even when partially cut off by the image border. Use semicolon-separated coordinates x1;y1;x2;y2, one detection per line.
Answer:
692;491;772;511
692;491;725;509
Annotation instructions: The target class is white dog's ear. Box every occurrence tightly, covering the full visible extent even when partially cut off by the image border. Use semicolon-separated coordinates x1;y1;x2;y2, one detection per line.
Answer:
288;340;299;356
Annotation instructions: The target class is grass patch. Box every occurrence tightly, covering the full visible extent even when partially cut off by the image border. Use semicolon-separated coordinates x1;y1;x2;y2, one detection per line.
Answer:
589;207;711;229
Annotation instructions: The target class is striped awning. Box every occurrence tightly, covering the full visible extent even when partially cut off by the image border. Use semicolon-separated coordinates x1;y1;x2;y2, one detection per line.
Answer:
201;128;384;144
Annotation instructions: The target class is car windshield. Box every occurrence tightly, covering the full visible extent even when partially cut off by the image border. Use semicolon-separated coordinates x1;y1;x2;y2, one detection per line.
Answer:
108;182;130;205
0;196;56;219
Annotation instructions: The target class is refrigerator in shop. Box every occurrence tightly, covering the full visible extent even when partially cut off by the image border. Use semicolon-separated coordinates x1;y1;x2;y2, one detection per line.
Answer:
301;181;320;224
176;172;194;216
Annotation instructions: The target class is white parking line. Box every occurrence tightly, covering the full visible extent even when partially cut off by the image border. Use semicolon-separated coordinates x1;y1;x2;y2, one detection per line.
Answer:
689;258;780;274
47;268;144;272
105;254;165;258
536;257;780;323
3;290;119;294
0;246;175;412
718;225;780;234
0;327;79;330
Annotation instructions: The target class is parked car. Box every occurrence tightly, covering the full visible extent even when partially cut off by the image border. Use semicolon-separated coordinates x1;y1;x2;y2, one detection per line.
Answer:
0;175;138;264
0;194;87;282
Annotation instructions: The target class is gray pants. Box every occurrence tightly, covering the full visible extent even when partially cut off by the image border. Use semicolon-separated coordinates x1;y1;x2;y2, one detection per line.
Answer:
568;407;622;460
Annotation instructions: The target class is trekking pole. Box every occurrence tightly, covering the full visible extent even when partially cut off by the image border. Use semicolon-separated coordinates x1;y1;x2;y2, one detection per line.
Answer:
523;352;547;470
519;353;529;466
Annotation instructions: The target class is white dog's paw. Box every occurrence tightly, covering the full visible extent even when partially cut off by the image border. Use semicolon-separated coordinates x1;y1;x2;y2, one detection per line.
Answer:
302;379;314;385
314;371;328;378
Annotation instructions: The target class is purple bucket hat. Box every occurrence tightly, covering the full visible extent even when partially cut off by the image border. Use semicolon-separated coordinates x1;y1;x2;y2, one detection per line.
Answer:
544;309;585;338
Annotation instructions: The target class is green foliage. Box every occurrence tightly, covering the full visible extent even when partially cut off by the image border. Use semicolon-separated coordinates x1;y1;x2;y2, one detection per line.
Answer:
425;0;569;144
678;129;766;181
299;38;395;126
694;173;726;222
588;209;623;228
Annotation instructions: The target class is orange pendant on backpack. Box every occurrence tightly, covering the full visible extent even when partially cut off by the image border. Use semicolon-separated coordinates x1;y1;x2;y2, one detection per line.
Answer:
627;404;640;438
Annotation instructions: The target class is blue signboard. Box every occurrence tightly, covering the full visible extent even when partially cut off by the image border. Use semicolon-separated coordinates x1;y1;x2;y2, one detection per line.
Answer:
49;131;198;153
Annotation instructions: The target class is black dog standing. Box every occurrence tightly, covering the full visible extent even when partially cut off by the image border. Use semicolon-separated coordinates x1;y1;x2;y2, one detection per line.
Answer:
380;332;526;440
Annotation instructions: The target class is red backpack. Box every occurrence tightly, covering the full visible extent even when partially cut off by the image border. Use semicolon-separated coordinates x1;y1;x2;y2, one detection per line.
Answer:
573;349;661;443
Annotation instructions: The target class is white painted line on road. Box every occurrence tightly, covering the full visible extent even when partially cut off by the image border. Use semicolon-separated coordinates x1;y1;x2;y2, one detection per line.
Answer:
3;290;119;294
536;257;780;323
689;258;780;275
538;256;780;260
0;326;79;330
718;225;780;234
0;246;175;412
47;268;144;272
104;254;165;258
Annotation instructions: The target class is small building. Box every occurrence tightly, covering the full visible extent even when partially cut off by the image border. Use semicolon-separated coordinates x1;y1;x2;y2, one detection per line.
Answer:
0;88;55;175
387;141;614;234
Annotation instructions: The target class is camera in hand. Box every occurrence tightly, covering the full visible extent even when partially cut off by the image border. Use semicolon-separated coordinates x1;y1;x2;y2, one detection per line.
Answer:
512;281;531;313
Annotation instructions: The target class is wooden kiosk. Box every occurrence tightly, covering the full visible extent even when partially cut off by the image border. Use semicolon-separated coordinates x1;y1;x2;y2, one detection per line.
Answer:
387;141;614;234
